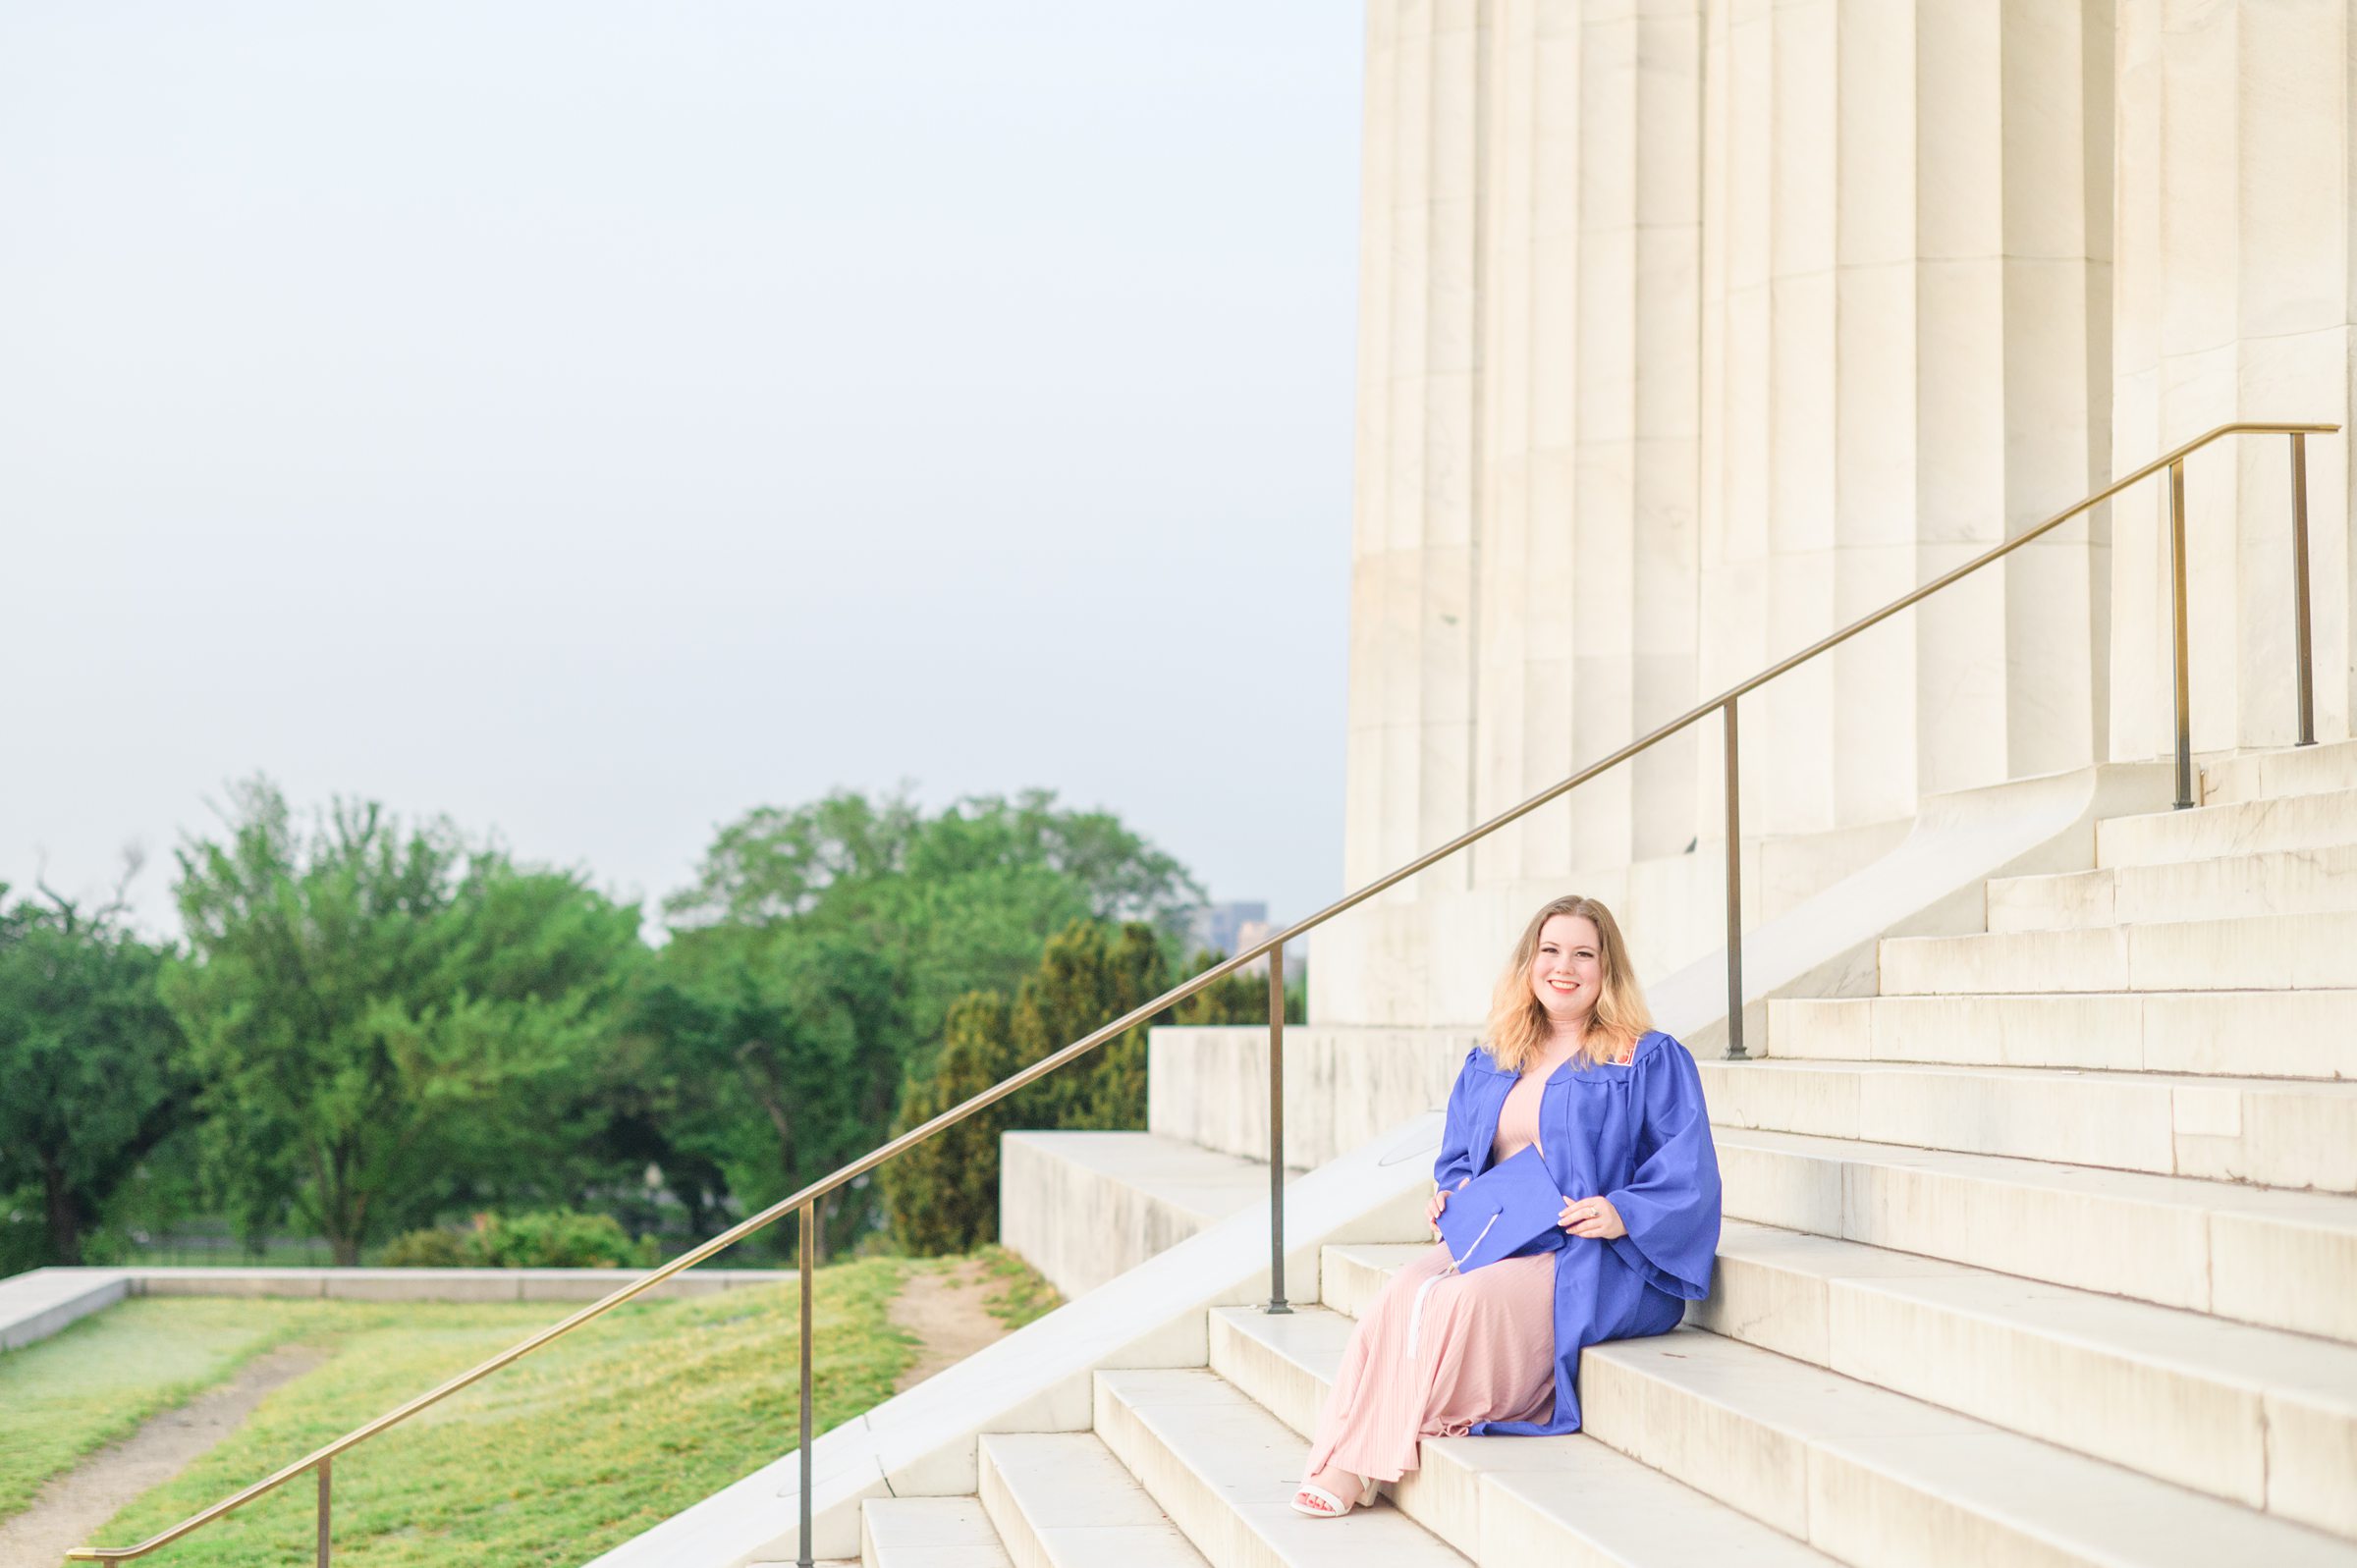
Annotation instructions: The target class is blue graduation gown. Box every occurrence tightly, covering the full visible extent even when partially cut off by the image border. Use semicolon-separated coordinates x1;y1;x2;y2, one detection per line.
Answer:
1432;1028;1722;1436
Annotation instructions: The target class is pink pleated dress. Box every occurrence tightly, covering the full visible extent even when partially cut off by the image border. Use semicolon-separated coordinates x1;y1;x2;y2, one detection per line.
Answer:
1300;1063;1561;1485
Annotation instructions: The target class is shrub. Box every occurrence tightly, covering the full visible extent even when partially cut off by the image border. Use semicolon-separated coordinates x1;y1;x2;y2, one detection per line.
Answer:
376;1211;653;1270
378;1227;469;1268
466;1210;652;1270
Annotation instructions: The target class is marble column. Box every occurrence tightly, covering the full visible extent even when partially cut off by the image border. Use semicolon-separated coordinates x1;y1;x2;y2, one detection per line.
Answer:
1319;0;2131;1030
1468;0;1704;888
2109;0;2354;761
1342;0;1490;900
1469;0;1576;890
1610;2;1705;863
1698;0;2113;843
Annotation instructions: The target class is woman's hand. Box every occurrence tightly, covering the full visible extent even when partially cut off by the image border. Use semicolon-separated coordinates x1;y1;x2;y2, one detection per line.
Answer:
1559;1194;1626;1240
1426;1178;1469;1233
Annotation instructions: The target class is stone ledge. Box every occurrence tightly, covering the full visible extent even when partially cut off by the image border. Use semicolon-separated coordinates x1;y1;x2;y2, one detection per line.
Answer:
0;1265;798;1353
0;1268;132;1352
999;1130;1269;1300
1145;1023;1472;1171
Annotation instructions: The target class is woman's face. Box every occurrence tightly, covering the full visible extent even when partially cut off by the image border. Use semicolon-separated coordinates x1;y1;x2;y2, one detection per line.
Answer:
1528;913;1605;1028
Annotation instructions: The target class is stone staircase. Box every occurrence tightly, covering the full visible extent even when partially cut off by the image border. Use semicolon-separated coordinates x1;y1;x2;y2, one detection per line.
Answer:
852;739;2357;1567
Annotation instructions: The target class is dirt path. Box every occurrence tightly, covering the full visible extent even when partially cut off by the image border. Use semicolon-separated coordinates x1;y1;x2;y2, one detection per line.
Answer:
0;1342;327;1568
888;1260;1009;1393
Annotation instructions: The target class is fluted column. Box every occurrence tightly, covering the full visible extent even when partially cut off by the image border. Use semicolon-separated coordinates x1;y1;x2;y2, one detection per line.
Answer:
1471;0;1576;888
1699;0;2112;842
1320;0;2135;1032
1591;2;1705;862
2109;0;2354;761
1342;0;1491;899
1470;0;1703;884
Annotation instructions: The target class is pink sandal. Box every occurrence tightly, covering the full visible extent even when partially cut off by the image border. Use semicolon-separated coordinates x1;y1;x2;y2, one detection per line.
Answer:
1289;1472;1380;1518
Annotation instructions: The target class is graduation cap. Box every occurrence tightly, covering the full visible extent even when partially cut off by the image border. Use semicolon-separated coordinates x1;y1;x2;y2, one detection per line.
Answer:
1436;1145;1565;1272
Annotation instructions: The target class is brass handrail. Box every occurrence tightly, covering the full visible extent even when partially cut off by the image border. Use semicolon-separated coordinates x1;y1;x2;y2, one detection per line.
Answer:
70;419;2337;1566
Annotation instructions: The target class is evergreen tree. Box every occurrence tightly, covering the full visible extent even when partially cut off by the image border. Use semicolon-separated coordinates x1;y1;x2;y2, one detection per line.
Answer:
880;990;1017;1254
1008;919;1168;1131
880;928;1308;1253
1172;946;1274;1026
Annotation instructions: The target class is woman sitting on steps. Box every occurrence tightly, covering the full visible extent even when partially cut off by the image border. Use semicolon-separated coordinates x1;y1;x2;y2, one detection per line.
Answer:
1290;892;1723;1519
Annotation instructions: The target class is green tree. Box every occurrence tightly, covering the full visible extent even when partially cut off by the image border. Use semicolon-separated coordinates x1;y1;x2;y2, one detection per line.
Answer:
1008;919;1169;1131
666;787;1204;1054
0;871;192;1266
165;780;643;1264
633;922;902;1260
641;786;1206;1257
1173;947;1282;1026
879;990;1018;1255
881;918;1179;1253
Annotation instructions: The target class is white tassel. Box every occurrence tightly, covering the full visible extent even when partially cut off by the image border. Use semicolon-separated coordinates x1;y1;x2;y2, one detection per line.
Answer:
1407;1211;1499;1363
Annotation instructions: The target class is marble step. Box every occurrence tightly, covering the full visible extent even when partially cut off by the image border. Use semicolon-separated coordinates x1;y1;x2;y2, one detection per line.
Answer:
1691;1221;2357;1538
1762;989;2357;1080
1319;1244;1430;1323
1698;1058;2357;1192
1985;842;2357;933
1092;1366;1469;1568
1579;1327;2357;1568
1879;910;2357;994
2202;738;2357;807
862;1496;1014;1568
1321;1231;2357;1539
1714;1125;2357;1342
978;1432;1209;1568
2096;786;2357;870
1000;1131;1272;1301
1205;1304;1837;1567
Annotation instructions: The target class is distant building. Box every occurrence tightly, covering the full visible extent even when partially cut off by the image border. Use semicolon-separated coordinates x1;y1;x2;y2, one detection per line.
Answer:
1230;917;1306;980
1181;901;1305;978
1184;901;1266;962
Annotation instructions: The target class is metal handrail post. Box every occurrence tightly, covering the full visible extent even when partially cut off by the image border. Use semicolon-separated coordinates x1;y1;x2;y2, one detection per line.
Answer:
2169;460;2195;808
2291;432;2317;746
316;1460;330;1567
1722;699;1747;1060
797;1204;814;1568
1266;943;1289;1314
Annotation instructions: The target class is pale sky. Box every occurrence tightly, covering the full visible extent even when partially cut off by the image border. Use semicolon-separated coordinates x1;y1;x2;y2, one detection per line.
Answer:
0;3;1364;942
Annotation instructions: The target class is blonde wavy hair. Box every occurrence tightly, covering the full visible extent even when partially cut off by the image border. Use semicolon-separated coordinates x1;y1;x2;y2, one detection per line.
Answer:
1484;893;1652;1073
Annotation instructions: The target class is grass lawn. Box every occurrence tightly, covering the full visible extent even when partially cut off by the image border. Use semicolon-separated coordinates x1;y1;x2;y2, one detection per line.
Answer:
971;1245;1061;1329
0;1298;343;1519
41;1257;916;1567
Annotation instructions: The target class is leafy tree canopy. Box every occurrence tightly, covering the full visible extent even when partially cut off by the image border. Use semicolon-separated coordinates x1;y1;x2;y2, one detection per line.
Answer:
667;785;1201;929
631;919;903;1260
659;786;1205;1078
0;866;191;1266
164;779;644;1264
